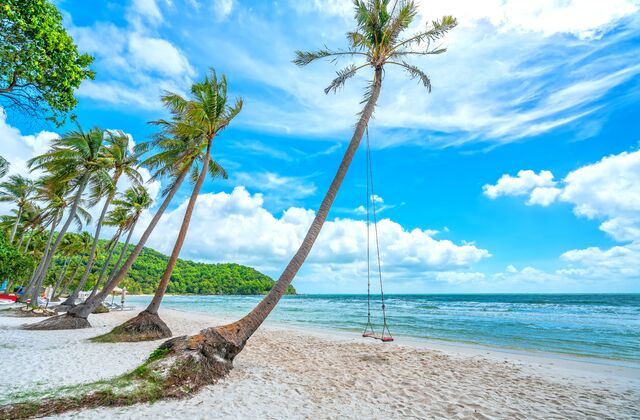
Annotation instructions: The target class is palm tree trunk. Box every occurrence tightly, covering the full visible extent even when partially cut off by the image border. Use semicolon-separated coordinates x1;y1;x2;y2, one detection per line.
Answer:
69;168;189;319
19;215;59;303
106;221;137;286
47;258;70;306
219;68;383;346
32;174;90;295
88;232;120;300
62;186;116;307
146;141;211;315
9;205;22;244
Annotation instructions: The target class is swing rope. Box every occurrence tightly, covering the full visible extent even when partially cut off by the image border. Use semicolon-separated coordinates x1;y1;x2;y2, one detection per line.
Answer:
362;126;393;342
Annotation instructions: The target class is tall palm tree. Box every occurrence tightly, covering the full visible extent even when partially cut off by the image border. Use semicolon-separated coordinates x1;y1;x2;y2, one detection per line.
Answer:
24;126;106;308
0;174;36;243
98;71;237;341
61;131;142;307
82;1;454;383
25;72;237;329
26;127;109;292
89;185;153;301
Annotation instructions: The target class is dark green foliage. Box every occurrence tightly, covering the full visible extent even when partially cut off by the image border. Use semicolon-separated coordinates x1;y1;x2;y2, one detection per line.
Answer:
49;240;296;296
0;0;94;125
0;235;34;281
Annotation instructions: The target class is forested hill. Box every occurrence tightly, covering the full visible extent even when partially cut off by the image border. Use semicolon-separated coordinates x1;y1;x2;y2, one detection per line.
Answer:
54;240;296;296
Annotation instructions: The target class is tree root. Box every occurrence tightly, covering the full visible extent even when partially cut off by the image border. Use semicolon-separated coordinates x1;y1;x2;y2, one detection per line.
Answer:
91;311;172;343
0;327;243;419
21;314;91;330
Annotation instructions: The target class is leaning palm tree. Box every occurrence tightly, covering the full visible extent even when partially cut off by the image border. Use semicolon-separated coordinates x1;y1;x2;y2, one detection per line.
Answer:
7;4;457;415
0;174;36;243
88;185;153;301
60;131;142;308
95;71;237;342
25;71;237;330
21;127;104;309
113;0;452;388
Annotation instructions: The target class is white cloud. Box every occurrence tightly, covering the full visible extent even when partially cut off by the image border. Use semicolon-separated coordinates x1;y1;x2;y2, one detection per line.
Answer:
208;0;640;146
527;187;562;207
296;0;640;39
128;0;163;29
560;150;640;241
128;33;194;77
487;149;640;242
0;111;58;179
484;149;640;288
559;242;640;279
416;0;639;39
67;1;194;110
483;170;556;199
139;187;490;285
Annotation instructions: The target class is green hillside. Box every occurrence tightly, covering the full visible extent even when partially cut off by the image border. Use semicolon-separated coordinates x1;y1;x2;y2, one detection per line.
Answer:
50;240;296;296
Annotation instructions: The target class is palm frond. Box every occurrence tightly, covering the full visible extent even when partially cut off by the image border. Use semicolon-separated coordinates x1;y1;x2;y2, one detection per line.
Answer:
325;63;368;94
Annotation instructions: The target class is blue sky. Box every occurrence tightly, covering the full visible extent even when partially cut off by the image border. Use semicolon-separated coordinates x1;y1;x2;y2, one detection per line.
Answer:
2;0;640;293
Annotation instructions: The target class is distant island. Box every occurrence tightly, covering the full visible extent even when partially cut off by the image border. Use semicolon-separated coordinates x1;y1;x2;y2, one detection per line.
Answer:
52;240;296;296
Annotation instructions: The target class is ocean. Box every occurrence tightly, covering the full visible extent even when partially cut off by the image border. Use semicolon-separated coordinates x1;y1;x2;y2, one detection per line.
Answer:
127;294;640;363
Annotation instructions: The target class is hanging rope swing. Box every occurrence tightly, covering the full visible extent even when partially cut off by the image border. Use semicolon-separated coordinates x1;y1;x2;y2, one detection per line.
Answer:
362;127;393;343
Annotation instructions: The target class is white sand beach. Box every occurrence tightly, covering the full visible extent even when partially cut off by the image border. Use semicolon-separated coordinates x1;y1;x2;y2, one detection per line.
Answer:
1;307;638;419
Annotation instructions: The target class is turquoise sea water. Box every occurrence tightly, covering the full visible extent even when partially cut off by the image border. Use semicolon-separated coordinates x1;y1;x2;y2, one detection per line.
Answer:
127;294;640;362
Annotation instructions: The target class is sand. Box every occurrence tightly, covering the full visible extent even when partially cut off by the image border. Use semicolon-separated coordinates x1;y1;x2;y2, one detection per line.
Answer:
1;306;638;419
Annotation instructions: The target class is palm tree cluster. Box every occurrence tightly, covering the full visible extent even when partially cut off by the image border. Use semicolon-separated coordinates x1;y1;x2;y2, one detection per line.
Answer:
0;1;456;417
0;127;152;310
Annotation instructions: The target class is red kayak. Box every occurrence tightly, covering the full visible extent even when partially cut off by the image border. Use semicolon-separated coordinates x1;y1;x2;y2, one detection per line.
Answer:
0;293;18;302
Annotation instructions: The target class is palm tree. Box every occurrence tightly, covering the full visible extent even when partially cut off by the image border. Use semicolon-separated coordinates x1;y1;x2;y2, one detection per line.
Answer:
61;131;142;307
25;72;236;329
89;185;153;301
54;233;92;300
22;150;97;308
84;0;454;385
25;125;111;307
0;174;36;243
97;71;237;341
47;233;84;305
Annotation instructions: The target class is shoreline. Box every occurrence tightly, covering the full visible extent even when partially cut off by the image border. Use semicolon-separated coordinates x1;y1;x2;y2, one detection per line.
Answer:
126;299;640;369
1;306;638;418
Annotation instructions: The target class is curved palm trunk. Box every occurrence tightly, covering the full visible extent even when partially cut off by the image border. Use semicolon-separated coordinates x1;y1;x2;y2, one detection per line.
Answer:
146;141;211;315
87;232;121;300
218;68;383;347
9;206;22;244
62;182;118;307
31;174;89;296
66;168;189;320
19;216;60;303
106;220;137;286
